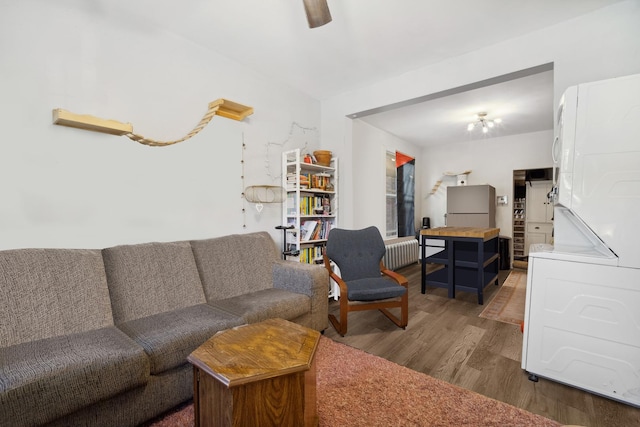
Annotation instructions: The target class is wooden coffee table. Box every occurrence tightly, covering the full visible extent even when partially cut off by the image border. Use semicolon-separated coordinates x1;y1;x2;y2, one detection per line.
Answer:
187;318;320;427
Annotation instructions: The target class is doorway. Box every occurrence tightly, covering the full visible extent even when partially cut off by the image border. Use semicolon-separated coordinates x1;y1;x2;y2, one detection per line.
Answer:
512;167;553;266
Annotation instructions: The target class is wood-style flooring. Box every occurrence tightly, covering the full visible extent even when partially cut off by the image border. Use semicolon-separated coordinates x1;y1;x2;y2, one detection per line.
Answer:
324;263;640;427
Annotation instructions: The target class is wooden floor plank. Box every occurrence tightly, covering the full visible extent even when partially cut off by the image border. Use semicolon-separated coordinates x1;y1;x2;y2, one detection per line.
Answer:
430;323;485;383
324;262;640;427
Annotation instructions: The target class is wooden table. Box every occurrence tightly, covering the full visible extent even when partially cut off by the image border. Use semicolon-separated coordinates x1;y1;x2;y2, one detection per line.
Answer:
187;318;320;427
420;227;500;304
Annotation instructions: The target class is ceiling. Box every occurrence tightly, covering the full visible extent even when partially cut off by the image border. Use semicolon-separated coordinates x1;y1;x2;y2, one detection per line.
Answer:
99;0;624;147
358;67;555;146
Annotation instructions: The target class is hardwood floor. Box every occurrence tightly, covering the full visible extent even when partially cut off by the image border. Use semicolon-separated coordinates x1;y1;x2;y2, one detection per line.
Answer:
324;263;640;427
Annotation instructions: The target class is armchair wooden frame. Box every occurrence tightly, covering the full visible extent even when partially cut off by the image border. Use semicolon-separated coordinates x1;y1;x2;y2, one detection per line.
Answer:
323;256;408;336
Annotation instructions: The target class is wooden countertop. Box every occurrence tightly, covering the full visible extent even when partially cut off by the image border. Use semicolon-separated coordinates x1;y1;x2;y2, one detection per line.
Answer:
420;227;500;240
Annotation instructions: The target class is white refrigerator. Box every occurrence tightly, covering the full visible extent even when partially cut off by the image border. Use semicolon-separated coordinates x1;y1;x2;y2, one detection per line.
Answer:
521;73;640;407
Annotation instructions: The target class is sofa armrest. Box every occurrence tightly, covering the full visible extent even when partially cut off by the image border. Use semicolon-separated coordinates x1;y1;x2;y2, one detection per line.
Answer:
273;260;327;296
272;261;329;331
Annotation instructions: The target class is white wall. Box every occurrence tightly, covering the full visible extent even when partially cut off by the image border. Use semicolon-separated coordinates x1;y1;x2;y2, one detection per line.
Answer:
422;130;554;238
351;120;423;234
0;1;320;249
321;0;640;229
3;1;640;250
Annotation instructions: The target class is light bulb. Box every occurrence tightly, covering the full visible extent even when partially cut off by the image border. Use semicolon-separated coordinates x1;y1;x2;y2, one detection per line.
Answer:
467;123;474;131
495;118;502;123
482;126;488;133
487;121;494;128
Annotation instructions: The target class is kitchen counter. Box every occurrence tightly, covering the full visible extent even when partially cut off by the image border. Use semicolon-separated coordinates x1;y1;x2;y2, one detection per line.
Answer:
420;227;500;304
421;226;500;240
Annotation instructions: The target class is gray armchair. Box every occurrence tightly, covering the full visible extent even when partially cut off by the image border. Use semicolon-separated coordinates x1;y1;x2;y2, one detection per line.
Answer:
323;226;408;336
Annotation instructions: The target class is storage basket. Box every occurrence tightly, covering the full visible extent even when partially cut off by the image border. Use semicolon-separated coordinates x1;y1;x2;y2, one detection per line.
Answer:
313;150;332;166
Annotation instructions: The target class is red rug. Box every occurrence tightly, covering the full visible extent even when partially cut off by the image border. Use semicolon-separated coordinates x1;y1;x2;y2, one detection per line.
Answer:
479;269;528;326
150;336;560;426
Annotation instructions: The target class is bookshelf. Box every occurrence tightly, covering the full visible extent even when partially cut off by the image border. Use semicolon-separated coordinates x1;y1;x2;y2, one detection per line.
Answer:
282;148;338;267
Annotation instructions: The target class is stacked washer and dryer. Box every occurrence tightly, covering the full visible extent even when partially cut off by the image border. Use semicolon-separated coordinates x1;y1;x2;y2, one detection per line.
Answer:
522;73;640;407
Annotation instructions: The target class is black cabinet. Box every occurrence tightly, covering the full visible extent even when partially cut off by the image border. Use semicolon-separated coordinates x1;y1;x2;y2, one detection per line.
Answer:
499;236;511;270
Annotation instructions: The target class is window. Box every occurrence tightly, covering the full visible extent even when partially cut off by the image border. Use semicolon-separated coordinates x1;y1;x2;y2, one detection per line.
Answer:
386;150;416;238
385;151;398;238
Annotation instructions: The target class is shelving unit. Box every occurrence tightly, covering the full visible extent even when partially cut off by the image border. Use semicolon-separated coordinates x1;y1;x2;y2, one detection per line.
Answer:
282;149;338;264
452;238;500;305
525;180;554;255
420;239;453;298
282;149;339;299
420;227;500;305
513;198;526;259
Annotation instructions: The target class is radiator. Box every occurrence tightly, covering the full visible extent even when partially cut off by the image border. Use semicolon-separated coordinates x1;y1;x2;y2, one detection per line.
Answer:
383;237;419;271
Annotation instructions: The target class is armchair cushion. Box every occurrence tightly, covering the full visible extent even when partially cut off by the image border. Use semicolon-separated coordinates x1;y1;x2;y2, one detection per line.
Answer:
346;277;407;301
325;226;386;281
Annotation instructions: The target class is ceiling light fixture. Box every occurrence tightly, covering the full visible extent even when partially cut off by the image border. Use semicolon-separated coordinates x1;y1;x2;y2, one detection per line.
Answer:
303;0;332;28
467;112;502;134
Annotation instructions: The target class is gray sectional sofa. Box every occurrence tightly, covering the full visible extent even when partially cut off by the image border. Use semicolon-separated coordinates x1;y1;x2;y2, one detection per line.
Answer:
0;232;328;427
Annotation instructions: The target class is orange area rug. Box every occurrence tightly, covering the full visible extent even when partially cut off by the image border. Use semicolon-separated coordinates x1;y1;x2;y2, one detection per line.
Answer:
479;269;528;326
148;334;559;426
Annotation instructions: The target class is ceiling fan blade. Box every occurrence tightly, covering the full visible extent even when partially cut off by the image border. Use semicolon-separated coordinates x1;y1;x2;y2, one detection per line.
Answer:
303;0;332;28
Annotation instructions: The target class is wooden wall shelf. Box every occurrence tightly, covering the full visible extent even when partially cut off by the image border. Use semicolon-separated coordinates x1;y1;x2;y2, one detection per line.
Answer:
52;109;133;135
211;99;254;121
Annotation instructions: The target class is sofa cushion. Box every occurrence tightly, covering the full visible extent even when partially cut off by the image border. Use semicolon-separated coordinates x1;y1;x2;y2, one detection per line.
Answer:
0;327;148;427
103;241;206;323
0;248;113;348
117;303;243;374
191;232;280;301
210;288;311;324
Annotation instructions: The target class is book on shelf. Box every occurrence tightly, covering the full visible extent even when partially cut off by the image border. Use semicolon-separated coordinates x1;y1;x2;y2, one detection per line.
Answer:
322;195;331;215
286;194;296;216
301;220;319;241
311;221;322;240
299;219;334;241
287;171;333;191
286;173;297;190
299;195;332;216
299;174;310;188
298;245;326;264
321;220;334;240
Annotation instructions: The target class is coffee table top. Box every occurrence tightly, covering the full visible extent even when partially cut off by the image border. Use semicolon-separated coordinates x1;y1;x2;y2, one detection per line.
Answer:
187;318;321;387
